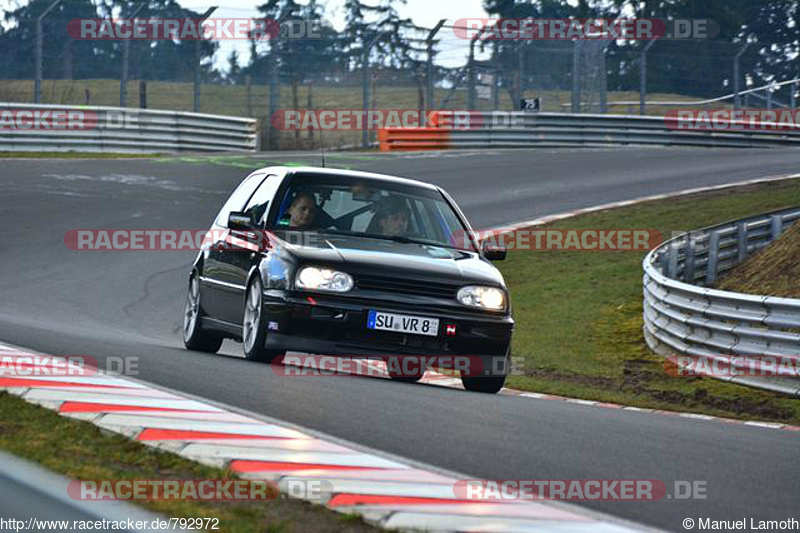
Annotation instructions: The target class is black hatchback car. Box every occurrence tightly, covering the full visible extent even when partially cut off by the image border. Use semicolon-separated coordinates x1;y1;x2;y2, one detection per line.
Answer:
182;167;514;393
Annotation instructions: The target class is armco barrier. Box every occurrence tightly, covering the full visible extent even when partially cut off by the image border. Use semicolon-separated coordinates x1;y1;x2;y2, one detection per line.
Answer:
642;206;800;396
379;112;800;151
0;103;258;153
378;128;450;151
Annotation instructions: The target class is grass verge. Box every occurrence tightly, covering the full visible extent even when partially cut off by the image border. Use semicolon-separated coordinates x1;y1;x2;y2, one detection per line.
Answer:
501;178;800;425
0;392;376;533
717;221;800;298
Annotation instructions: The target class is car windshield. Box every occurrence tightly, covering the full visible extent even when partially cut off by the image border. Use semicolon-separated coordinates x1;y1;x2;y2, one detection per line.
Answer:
271;174;476;251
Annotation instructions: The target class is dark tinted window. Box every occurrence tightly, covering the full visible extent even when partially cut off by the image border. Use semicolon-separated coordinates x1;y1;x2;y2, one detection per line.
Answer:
242;175;281;228
214;173;266;227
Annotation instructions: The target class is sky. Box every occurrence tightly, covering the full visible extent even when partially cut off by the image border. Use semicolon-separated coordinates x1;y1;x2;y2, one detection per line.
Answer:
176;0;491;70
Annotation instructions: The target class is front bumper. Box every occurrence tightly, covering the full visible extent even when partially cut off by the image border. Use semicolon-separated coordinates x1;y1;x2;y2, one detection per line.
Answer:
262;290;514;374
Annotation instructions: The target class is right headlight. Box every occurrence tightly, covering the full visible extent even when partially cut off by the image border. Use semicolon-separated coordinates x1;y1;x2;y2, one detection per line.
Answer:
295;266;354;293
457;286;506;311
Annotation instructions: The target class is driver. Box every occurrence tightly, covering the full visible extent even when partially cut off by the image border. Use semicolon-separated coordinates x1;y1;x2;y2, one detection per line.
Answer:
286;192;317;228
375;198;410;237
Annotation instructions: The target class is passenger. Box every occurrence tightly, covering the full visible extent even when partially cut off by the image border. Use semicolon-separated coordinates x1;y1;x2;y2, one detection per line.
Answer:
374;198;411;237
286;192;317;228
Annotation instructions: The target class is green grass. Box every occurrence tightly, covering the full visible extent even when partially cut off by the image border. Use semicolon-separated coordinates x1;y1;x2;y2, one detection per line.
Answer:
501;178;800;424
717;221;800;298
0;392;377;533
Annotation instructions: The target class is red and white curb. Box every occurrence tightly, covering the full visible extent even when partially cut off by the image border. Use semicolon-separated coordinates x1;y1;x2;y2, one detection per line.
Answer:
0;342;651;533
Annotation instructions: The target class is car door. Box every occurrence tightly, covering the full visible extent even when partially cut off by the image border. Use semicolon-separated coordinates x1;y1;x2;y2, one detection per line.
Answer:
220;174;283;325
200;172;267;322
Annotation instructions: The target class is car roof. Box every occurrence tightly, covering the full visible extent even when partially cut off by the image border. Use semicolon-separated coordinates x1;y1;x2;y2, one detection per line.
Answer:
256;166;440;191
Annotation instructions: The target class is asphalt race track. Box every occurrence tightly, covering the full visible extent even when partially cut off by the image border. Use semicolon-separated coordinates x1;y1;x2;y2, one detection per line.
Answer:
1;147;799;532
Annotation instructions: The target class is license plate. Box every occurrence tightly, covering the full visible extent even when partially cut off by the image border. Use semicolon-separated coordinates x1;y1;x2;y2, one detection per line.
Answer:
367;310;439;337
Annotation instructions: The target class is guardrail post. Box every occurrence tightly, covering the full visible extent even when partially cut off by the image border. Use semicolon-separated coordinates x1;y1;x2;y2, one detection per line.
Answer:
736;221;748;262
706;231;721;284
792;81;797;110
657;248;669;275
684;233;697;283
667;239;680;279
770;215;783;241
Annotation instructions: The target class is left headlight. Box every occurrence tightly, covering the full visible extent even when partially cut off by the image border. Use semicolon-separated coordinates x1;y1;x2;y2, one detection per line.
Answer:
295;266;354;293
457;285;506;311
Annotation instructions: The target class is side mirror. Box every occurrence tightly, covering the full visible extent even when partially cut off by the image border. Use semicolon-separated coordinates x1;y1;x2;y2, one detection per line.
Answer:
228;211;254;231
482;241;507;261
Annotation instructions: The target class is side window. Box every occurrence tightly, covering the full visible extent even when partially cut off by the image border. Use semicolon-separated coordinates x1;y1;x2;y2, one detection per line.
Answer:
242;175;280;228
214;173;267;227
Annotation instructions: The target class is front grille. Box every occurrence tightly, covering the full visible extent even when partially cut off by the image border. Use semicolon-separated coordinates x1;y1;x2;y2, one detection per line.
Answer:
355;274;458;299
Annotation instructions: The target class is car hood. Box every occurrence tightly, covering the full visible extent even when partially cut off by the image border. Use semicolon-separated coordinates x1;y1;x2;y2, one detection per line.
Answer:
278;233;504;287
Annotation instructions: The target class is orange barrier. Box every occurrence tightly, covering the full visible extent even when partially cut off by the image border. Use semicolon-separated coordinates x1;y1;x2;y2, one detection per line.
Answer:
378;128;451;151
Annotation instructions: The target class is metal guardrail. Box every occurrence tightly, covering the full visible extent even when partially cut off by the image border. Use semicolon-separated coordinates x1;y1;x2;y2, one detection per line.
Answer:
379;112;800;150
0;102;258;153
642;206;800;396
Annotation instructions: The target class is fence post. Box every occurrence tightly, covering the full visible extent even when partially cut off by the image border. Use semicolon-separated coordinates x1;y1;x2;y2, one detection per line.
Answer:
34;0;61;103
733;43;750;110
194;7;217;113
268;46;280;150
571;40;583;113
139;81;147;108
468;37;477;110
639;40;656;115
792;81;797;110
425;20;446;124
245;75;252;117
517;40;525;105
361;33;382;149
706;231;721;284
120;4;146;108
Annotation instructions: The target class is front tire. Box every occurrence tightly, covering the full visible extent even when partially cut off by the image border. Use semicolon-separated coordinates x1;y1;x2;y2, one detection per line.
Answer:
242;277;284;363
183;273;223;354
460;348;510;394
